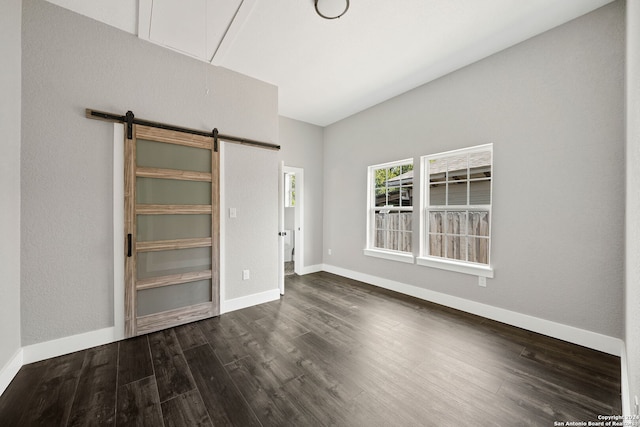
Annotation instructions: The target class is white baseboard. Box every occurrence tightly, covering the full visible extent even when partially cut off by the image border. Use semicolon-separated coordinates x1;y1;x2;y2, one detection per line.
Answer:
321;264;622;356
0;348;23;396
22;327;117;365
222;289;281;314
621;343;631;417
298;264;323;275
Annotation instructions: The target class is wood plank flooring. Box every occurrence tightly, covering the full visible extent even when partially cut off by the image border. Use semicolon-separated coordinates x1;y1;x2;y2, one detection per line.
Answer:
0;272;622;426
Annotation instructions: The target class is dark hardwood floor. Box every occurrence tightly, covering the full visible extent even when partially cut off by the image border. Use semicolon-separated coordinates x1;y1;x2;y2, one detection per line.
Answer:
0;272;622;426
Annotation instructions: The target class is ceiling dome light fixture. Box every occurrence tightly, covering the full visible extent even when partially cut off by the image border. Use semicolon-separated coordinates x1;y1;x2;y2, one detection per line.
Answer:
314;0;349;20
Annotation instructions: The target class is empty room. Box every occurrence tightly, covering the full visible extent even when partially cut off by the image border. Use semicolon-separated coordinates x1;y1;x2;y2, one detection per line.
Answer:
1;0;640;425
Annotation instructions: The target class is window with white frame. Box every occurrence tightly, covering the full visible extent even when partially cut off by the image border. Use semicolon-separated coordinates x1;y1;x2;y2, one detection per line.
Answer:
365;159;414;262
285;172;296;207
418;144;493;276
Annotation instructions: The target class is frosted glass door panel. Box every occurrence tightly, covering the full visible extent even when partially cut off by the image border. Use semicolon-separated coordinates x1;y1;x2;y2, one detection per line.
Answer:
137;247;212;279
125;124;219;338
137;214;211;241
138;279;212;316
136;178;211;205
137;139;211;172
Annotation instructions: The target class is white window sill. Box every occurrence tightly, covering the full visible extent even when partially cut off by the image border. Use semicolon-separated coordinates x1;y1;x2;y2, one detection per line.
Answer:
416;256;494;278
364;248;415;264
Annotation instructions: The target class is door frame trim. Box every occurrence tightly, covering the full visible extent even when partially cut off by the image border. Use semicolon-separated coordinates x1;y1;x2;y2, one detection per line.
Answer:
114;124;125;341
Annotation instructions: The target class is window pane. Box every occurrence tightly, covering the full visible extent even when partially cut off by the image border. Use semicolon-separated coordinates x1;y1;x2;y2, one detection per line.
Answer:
469;151;491;179
386;187;400;207
374;168;387;207
375;229;385;249
429;211;444;234
470;169;491;179
388;211;399;231
386;230;399;251
429;158;447;183
285;173;296;207
375;211;385;230
401;164;414;174
399;232;412;252
469;180;491;205
376;229;401;251
447;154;468;181
446;235;466;261
429;234;444;257
468;211;490;237
374;210;412;253
468;237;489;264
374;168;387;188
375;210;390;250
390;166;402;178
447;181;467;205
399;185;413;207
429;184;446;205
400;212;412;231
446;211;466;235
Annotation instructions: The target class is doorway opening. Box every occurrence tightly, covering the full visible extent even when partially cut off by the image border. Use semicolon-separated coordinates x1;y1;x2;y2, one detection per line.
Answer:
279;165;304;294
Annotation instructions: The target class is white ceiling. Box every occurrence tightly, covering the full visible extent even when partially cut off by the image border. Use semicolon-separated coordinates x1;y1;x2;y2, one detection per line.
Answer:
45;0;615;126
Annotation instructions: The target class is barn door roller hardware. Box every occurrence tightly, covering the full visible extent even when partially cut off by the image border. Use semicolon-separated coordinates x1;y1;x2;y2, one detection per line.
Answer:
85;109;280;152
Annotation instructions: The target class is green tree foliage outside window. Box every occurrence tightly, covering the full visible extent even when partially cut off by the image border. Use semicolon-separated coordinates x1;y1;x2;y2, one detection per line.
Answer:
374;164;413;207
285;173;296;207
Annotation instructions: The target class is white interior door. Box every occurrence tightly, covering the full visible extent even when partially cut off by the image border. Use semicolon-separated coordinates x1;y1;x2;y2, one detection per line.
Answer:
278;161;285;295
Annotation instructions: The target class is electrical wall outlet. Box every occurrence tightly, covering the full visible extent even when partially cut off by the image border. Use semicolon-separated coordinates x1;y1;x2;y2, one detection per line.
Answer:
478;276;487;287
242;269;250;280
328;249;332;255
229;208;237;218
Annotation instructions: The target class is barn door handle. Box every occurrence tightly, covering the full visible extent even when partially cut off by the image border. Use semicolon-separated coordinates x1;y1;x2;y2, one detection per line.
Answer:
127;233;132;257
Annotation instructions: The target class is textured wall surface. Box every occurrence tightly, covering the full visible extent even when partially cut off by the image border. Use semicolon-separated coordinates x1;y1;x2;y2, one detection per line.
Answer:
323;2;624;338
278;117;325;268
626;0;640;413
223;142;279;301
0;0;22;369
21;0;278;345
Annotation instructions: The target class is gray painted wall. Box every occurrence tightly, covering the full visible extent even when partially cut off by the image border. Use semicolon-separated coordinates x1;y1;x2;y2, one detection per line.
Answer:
323;2;624;338
278;117;325;268
21;0;278;345
626;0;640;413
223;143;279;301
0;0;22;369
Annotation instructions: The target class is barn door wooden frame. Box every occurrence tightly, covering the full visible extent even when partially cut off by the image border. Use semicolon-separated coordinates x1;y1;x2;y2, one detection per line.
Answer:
124;123;220;337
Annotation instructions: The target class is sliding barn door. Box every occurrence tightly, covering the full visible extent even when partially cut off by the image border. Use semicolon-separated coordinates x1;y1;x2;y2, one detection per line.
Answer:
124;124;219;337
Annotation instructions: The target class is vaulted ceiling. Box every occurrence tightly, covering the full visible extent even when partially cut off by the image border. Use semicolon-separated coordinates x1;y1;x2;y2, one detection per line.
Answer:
45;0;614;126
